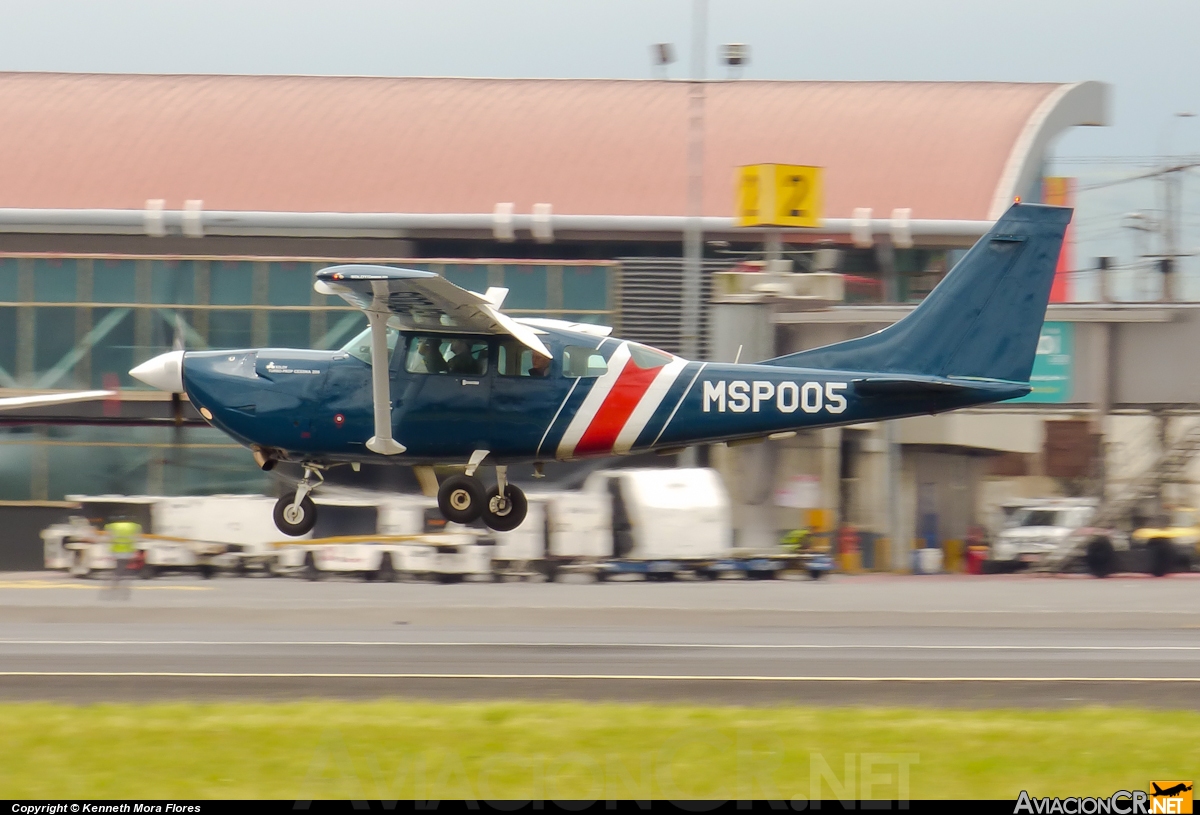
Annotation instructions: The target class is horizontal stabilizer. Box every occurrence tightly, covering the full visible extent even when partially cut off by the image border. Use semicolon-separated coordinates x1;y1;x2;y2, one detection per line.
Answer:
852;378;974;397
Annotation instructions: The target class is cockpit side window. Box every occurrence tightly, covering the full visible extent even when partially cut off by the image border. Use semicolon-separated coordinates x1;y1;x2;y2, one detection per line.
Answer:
405;336;489;375
563;345;608;378
341;326;399;366
497;339;552;377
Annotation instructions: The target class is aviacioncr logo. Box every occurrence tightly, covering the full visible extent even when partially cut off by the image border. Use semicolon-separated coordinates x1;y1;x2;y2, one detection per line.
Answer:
702;380;847;414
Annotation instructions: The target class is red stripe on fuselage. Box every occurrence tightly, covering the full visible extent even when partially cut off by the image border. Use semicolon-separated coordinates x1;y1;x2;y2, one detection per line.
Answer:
574;358;661;456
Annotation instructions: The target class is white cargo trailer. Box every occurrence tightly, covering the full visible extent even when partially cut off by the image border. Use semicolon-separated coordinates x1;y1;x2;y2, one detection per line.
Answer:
51;495;207;578
150;495;283;574
274;533;489;582
582;468;733;560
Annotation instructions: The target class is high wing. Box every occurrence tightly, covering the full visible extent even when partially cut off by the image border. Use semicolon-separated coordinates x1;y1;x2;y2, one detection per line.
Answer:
314;264;563;458
0;390;114;410
314;265;551;357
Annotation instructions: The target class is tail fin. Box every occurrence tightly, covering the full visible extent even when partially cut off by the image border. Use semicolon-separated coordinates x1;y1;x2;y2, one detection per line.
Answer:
764;203;1071;383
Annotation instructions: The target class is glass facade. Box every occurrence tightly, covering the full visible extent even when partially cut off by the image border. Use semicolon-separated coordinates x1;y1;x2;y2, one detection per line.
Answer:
0;425;273;502
0;254;617;500
0;255;617;392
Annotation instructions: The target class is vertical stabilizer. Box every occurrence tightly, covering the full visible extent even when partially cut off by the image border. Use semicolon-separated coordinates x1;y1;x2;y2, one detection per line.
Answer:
763;203;1071;383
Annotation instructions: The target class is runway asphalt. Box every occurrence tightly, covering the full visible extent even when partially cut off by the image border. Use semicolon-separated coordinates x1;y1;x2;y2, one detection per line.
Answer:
1;570;1198;707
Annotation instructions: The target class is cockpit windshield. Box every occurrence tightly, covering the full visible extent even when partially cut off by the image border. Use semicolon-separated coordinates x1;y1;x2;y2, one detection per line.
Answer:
340;326;400;365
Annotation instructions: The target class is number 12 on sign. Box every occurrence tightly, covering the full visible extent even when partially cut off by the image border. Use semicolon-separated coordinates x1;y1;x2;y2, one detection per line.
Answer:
737;164;823;228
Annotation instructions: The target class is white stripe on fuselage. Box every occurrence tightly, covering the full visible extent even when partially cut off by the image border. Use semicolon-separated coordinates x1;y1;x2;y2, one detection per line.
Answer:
555;342;631;459
651;361;707;446
611;356;689;454
535;375;582;459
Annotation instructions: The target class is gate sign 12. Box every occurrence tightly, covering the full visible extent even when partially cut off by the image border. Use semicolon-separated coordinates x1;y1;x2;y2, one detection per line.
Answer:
737;164;823;228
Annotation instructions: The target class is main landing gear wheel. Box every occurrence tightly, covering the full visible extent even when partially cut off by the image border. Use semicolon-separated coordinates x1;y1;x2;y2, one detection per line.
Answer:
482;484;528;532
438;474;486;524
274;491;317;536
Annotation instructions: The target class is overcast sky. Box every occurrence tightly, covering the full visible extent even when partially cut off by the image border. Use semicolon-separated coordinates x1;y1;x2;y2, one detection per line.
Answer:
2;0;1199;283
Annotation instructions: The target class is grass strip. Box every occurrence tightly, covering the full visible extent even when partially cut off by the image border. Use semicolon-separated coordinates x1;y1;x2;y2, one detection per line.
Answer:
2;700;1195;799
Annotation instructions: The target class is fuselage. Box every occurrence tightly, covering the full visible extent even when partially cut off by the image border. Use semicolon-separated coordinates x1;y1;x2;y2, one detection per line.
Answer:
178;325;1025;466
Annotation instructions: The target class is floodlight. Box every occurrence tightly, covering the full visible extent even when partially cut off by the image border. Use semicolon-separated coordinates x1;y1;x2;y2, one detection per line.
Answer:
722;43;748;67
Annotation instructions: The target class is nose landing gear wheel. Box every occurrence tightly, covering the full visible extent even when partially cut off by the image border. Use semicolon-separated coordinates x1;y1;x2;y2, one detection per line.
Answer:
438;474;486;524
274;491;317;536
482;484;528;532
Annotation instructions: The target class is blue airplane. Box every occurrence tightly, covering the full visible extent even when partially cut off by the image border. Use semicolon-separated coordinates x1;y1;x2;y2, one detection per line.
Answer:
130;203;1070;535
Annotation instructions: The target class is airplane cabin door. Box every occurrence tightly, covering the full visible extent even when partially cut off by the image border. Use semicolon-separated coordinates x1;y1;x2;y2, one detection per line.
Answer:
487;338;564;458
393;334;492;458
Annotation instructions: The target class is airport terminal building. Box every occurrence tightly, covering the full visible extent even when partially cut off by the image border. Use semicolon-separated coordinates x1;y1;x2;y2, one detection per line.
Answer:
1;71;1194;566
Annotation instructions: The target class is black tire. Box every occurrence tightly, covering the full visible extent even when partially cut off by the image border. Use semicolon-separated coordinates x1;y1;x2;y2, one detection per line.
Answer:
1085;536;1116;578
376;553;397;583
199;564;215;580
808;568;824;580
1148;538;1173;578
273;492;317;537
140;563;157;579
302;551;321;581
481;484;528;532
438;474;486;524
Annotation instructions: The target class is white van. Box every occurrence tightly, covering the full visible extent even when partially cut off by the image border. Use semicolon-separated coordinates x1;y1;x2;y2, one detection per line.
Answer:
991;498;1098;568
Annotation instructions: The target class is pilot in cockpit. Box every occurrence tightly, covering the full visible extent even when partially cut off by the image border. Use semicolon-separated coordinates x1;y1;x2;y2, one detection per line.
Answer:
418;339;449;374
447;339;482;375
528;353;551;377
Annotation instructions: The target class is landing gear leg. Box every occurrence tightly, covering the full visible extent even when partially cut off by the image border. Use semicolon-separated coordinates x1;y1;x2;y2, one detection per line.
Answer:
482;465;528;532
273;466;322;536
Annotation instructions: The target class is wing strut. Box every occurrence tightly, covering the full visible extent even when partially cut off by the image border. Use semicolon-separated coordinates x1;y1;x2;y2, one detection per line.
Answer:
364;285;405;456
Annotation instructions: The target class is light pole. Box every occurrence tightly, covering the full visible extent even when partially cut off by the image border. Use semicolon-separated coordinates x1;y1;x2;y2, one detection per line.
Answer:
1157;112;1195;302
680;0;707;363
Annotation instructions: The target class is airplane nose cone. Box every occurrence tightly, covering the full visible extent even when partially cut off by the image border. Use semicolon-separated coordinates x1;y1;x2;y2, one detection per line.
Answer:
129;350;184;392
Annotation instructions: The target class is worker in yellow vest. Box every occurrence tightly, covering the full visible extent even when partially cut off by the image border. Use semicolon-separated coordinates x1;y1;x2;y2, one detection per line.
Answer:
104;516;141;598
780;527;813;554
